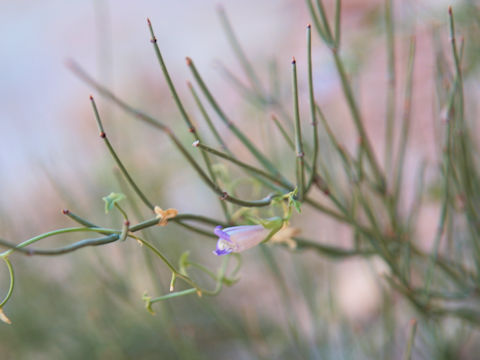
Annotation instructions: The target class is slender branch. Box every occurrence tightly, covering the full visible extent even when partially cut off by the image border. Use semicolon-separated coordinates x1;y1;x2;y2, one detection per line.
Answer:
187;81;229;152
0;258;14;308
292;58;306;200
91;96;155;210
147;20;230;221
384;0;396;177
186;57;287;183
305;24;320;194
217;6;264;96
334;0;342;48
70;62;280;208
193;141;293;190
393;37;416;202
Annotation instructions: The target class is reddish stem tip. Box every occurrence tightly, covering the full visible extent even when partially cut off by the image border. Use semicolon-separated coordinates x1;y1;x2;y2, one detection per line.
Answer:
185;57;192;66
147;18;151;25
62;209;70;215
291;57;296;64
448;6;452;15
100;132;106;138
89;95;94;100
307;24;311;29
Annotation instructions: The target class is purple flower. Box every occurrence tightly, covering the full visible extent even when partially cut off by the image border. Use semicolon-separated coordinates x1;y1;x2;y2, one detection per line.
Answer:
213;225;270;256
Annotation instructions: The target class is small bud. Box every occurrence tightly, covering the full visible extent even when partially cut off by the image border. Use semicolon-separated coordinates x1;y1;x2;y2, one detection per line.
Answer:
62;209;70;215
192;140;200;147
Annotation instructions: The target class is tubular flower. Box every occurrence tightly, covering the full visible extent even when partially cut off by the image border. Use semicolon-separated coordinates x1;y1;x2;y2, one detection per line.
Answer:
213;225;270;255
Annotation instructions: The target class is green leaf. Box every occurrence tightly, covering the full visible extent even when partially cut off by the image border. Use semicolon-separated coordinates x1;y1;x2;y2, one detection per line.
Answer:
292;198;302;213
179;251;190;276
102;192;126;214
142;292;155;315
258;216;284;231
287;189;301;213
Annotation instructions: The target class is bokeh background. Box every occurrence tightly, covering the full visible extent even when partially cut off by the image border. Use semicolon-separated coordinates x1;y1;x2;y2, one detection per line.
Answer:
1;0;479;358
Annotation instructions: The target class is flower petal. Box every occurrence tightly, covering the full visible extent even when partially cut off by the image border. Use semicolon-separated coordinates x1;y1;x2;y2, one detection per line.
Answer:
214;226;231;242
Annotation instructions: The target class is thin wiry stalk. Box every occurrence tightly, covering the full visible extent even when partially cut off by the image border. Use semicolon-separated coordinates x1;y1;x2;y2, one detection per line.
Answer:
147;19;230;221
305;3;386;191
331;50;386;192
193;141;293;190
271;114;295;149
217;7;264;96
91;96;155;210
291;58;306;200
305;0;330;45
402;319;417;360
305;24;320;194
334;0;341;48
384;0;396;177
70;63;280;208
393;37;416;203
315;0;333;43
423;60;456;299
187;82;230;152
186;57;288;184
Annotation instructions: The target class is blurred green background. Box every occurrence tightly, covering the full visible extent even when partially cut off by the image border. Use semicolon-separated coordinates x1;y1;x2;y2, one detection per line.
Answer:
1;0;480;358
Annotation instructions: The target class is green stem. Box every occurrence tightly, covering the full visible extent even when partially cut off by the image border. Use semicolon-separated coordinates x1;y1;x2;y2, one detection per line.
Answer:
293;237;377;258
292;58;306;201
315;0;333;42
0;258;14;308
186;57;287;184
305;24;319;194
63;210;98;228
0;234;119;256
393;37;416;203
193;141;293;190
172;220;217;238
384;0;396;177
187;81;230;152
149;288;197;303
70;63;279;208
217;7;264;96
402;319;417;360
91;96;154;210
305;0;331;45
334;0;341;48
147;20;230;222
0;227;118;257
271;114;295;149
331;50;385;192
